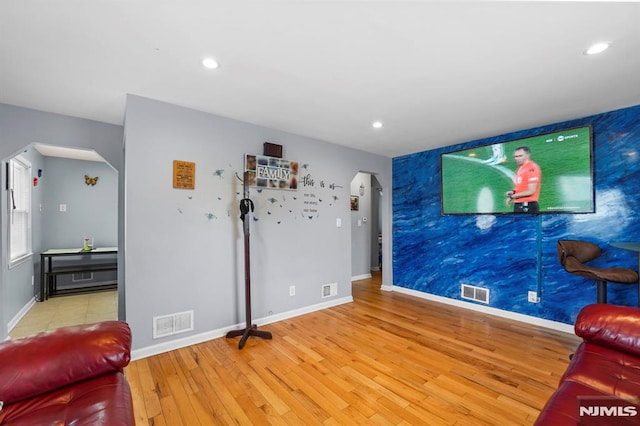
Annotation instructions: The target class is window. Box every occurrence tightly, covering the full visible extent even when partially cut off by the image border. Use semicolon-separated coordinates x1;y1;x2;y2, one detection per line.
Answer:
7;156;32;267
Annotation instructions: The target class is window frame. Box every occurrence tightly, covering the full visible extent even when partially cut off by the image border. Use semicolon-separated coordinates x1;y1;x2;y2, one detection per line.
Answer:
7;155;32;268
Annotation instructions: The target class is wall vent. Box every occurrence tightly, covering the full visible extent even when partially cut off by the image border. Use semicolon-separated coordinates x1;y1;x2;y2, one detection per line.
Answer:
153;310;194;339
72;272;93;282
460;284;490;304
322;282;338;298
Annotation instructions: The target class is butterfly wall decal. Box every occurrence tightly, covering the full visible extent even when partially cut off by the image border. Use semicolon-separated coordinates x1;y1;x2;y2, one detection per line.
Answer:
84;175;99;186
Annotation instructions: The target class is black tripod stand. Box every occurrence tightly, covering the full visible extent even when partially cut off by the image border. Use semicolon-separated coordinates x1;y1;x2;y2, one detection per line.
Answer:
226;172;272;349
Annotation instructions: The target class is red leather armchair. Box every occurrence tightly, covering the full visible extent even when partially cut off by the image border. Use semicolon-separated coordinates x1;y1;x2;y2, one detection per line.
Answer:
0;321;134;425
535;304;640;425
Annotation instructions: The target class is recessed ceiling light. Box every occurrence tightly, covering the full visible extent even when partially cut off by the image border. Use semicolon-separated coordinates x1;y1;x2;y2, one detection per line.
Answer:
202;57;220;69
372;121;383;129
584;42;610;55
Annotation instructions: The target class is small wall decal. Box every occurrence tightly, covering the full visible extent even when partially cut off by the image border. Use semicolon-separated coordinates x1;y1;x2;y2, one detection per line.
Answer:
84;175;99;186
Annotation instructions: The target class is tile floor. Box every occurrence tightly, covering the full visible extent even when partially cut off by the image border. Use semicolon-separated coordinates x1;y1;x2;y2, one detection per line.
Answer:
8;290;118;339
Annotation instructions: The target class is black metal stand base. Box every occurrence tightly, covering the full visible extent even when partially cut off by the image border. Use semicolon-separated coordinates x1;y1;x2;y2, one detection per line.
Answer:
226;325;272;349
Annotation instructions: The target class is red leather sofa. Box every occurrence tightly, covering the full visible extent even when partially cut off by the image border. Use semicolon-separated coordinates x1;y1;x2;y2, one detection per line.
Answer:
535;304;640;425
0;321;134;425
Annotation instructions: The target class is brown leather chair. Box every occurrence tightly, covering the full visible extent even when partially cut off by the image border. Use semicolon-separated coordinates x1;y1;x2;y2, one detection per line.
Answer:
557;240;639;305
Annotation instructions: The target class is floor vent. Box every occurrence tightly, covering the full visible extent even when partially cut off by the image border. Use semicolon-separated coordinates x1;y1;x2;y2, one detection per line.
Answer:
461;284;490;304
322;282;338;298
153;310;194;339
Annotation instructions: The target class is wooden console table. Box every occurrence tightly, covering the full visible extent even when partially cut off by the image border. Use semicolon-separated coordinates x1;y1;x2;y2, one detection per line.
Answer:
39;247;117;301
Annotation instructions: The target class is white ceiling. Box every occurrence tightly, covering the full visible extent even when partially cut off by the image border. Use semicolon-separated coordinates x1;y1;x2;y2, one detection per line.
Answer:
33;143;106;162
1;1;639;158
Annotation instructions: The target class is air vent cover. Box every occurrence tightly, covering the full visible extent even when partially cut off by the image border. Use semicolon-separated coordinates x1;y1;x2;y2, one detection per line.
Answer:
153;310;194;339
322;282;338;298
460;284;490;304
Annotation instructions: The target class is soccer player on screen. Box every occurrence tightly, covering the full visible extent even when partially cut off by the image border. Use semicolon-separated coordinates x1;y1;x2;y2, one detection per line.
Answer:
483;143;507;165
505;146;541;213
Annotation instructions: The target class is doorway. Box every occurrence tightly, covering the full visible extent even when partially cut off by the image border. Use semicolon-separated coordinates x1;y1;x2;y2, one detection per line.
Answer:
3;143;119;338
350;172;383;282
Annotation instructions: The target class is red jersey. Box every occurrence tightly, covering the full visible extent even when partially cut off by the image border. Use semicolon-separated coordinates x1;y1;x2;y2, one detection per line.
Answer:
513;160;541;202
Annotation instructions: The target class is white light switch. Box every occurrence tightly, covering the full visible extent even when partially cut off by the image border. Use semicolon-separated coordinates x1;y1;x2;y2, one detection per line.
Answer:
357;219;362;227
59;204;67;212
336;218;342;227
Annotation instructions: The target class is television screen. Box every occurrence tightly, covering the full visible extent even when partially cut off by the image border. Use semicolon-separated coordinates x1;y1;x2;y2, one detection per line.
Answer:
441;126;594;215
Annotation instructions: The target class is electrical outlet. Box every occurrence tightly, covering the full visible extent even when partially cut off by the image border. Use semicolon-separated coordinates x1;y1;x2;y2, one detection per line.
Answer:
528;291;539;303
289;285;295;296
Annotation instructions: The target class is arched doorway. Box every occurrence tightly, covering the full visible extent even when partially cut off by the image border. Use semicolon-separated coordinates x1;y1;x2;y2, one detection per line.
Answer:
3;143;119;338
350;172;384;283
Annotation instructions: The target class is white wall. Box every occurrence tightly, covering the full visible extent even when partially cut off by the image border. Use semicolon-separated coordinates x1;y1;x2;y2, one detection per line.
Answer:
124;95;392;352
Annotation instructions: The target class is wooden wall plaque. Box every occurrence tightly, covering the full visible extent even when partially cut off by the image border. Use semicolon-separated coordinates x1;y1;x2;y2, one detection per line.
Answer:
173;160;195;189
263;142;283;158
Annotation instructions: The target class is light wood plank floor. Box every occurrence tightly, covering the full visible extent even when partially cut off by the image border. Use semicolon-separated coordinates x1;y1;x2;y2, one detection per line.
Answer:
126;274;580;425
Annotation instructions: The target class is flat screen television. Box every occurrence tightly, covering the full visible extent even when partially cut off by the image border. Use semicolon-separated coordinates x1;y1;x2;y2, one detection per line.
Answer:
441;125;594;215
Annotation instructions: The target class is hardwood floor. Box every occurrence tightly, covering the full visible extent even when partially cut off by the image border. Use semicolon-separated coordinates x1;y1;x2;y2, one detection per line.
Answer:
126;274;580;425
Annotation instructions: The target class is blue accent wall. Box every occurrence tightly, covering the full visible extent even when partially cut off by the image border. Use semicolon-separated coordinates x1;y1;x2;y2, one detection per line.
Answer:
393;104;640;324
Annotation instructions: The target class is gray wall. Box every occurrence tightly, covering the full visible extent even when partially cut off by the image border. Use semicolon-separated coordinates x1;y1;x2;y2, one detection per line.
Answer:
41;157;118;289
351;172;372;278
0;103;123;340
4;148;45;326
370;176;383;271
123;95;393;351
0;100;391;355
42;157;117;249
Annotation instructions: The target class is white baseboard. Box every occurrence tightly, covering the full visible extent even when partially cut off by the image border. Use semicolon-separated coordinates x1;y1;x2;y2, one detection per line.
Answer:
128;282;576;360
7;297;36;333
387;285;574;334
131;296;354;361
351;273;372;281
